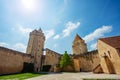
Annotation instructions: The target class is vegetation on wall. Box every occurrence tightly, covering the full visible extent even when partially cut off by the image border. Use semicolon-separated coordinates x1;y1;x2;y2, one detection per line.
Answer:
60;51;73;68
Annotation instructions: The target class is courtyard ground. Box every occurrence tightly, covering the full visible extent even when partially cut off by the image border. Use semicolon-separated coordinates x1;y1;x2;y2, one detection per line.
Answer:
26;72;120;80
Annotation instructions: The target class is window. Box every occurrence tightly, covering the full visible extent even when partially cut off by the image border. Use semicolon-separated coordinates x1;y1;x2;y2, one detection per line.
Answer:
108;51;111;58
104;52;106;56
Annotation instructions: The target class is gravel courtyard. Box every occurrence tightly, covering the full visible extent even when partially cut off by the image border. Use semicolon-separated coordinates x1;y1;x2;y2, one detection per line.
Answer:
26;72;120;80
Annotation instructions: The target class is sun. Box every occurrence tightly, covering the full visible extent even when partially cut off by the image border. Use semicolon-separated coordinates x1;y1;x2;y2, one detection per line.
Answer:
21;0;37;12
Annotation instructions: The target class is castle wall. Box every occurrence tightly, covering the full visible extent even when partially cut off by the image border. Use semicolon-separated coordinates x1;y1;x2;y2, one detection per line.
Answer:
73;50;100;72
73;59;80;72
0;47;32;75
43;48;61;66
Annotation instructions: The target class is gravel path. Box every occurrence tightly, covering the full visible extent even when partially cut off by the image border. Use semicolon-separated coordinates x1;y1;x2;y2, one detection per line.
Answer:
26;72;120;80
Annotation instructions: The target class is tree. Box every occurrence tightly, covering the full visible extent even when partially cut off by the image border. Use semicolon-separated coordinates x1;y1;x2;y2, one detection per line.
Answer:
60;51;73;68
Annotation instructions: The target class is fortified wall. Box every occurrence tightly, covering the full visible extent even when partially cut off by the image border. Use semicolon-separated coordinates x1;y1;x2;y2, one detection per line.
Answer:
0;47;33;75
73;50;100;72
43;48;61;66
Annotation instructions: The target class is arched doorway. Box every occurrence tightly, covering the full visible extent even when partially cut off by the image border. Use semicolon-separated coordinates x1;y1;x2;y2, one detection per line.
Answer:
104;56;115;74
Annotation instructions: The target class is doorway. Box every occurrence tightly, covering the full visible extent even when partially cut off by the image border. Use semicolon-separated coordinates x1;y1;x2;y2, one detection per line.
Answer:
104;56;115;74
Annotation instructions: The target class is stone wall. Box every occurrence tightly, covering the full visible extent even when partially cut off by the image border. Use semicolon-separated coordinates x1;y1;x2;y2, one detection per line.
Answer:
0;47;32;75
73;50;100;72
43;48;61;66
98;40;120;74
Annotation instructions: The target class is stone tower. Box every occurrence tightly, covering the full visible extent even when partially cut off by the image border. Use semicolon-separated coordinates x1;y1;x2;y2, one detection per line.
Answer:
72;34;87;55
26;28;45;72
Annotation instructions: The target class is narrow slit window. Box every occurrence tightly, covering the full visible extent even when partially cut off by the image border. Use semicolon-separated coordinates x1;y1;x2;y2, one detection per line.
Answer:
108;51;111;58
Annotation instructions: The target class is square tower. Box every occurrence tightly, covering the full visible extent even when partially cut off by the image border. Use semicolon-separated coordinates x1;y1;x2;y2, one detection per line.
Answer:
26;28;45;72
72;34;87;55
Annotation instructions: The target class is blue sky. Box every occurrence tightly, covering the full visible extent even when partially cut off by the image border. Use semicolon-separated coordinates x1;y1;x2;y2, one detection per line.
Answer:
0;0;120;54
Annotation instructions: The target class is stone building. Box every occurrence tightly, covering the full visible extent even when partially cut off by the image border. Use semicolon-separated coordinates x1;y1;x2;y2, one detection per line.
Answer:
0;28;61;75
0;27;120;75
72;34;87;55
98;36;120;74
71;34;100;72
26;28;45;72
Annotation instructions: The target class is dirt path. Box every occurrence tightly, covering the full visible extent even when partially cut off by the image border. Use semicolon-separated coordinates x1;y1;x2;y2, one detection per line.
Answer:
26;72;120;80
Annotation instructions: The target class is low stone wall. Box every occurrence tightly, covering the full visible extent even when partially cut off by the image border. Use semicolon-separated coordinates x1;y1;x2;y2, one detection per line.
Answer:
43;48;61;66
73;50;100;72
0;47;32;75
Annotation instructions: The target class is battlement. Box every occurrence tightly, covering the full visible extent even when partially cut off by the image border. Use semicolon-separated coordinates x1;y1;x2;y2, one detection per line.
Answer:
72;50;98;58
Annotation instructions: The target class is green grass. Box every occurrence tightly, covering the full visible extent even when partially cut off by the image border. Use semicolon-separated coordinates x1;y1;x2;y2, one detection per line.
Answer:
0;73;44;80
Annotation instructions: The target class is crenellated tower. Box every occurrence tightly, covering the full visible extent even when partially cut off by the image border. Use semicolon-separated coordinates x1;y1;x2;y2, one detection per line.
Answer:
26;28;45;72
72;34;87;55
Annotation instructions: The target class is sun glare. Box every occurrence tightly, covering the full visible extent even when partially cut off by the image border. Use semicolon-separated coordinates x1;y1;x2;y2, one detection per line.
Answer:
21;0;37;12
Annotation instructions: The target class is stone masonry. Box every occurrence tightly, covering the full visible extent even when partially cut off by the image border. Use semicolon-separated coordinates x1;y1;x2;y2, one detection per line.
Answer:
72;34;87;55
26;28;45;72
0;28;120;75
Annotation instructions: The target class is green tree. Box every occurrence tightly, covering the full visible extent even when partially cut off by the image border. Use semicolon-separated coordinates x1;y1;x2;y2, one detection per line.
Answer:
60;51;73;68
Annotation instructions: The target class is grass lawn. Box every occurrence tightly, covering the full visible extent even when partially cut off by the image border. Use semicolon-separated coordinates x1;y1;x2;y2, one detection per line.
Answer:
0;73;44;80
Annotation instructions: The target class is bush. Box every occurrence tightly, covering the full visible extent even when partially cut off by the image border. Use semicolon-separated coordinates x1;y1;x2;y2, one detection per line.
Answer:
60;51;73;69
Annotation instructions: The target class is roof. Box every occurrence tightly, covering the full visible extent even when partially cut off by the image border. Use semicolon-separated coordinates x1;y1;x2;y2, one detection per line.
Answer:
99;36;120;49
73;34;83;42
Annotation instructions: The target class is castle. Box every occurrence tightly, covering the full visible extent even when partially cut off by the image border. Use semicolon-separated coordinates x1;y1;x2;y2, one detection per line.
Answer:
0;28;120;75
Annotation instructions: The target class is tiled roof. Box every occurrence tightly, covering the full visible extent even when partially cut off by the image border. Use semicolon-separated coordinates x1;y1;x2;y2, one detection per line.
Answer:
99;36;120;49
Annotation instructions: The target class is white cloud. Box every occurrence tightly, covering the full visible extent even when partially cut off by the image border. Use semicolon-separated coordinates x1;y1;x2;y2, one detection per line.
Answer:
90;43;97;50
0;42;26;53
63;21;80;37
53;34;60;39
13;24;33;35
83;25;112;43
0;42;9;47
12;43;27;53
45;29;55;40
18;24;32;34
